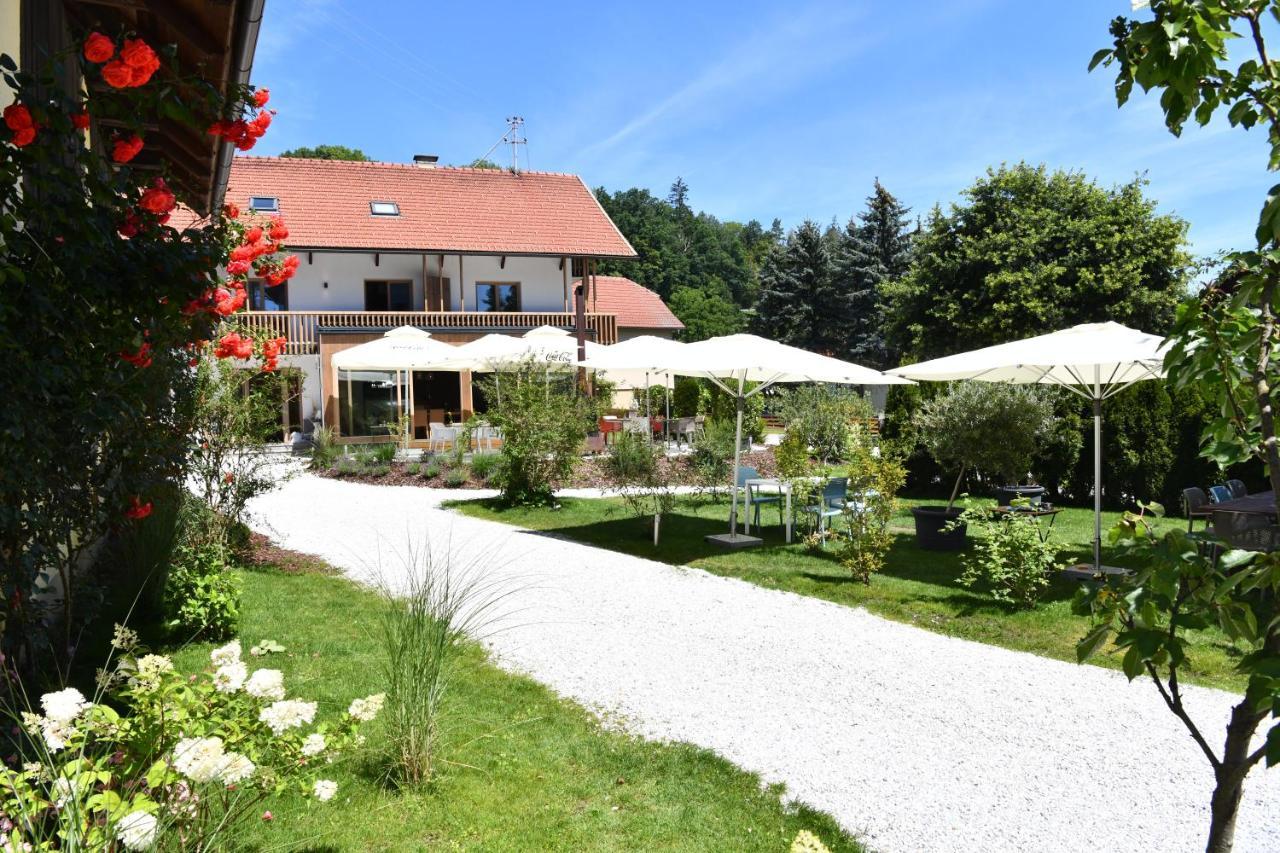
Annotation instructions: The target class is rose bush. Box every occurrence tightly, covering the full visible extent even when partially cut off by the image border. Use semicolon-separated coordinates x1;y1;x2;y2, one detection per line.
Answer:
1;631;381;850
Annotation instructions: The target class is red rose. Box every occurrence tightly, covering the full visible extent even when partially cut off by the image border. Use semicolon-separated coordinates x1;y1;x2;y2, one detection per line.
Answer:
10;126;35;147
111;133;144;163
124;496;153;520
214;331;254;359
223;202;240;219
4;103;33;131
119;341;152;368
226;259;251;276
128;55;160;87
244;225;263;244
268;217;288;241
71;108;90;130
229;244;255;263
139;178;175;214
119;39;159;84
117;213;141;238
253;88;270;108
83;32;115;63
101;59;133;89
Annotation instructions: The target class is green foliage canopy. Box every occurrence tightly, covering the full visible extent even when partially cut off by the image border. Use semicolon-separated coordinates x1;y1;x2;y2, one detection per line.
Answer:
279;144;371;161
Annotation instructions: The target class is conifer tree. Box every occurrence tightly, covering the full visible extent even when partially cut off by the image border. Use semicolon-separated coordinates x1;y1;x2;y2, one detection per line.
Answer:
835;180;913;368
753;221;845;353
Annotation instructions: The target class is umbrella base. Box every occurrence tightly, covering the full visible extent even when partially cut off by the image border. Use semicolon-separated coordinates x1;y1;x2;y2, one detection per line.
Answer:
1061;563;1131;582
706;532;763;549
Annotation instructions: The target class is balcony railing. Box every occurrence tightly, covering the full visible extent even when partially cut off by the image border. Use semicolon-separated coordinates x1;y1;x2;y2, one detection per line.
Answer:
237;311;619;355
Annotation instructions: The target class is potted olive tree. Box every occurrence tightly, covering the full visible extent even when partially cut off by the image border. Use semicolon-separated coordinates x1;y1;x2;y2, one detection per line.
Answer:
911;383;1055;550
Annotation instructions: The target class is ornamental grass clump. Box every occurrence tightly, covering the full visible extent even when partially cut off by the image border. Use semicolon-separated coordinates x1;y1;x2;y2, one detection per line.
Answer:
373;543;515;786
0;632;381;850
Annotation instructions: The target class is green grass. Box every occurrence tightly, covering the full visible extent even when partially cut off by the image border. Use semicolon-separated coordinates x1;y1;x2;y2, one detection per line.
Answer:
170;566;861;852
449;494;1251;692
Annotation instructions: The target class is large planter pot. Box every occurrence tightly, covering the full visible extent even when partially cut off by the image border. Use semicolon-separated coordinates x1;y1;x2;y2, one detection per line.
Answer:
996;484;1046;507
912;506;967;551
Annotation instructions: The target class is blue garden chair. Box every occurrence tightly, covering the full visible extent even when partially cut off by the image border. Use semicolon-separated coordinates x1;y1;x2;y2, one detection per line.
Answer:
1209;484;1233;504
801;478;848;548
737;466;783;529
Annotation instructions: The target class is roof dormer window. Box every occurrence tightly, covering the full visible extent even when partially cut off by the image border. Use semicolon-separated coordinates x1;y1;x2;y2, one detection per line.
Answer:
370;200;400;217
249;195;278;212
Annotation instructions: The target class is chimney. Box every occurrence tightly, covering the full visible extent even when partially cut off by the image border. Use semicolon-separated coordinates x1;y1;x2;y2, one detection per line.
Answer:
413;154;439;169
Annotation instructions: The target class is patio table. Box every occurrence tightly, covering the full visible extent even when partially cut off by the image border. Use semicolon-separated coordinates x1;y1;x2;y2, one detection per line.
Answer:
1210;490;1276;518
743;476;824;543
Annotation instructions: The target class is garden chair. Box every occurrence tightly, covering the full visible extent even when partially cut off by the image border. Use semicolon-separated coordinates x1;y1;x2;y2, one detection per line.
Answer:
428;424;457;453
801;478;848;549
1209;484;1233;504
1182;487;1213;532
737;466;783;529
1227;479;1248;499
674;417;697;445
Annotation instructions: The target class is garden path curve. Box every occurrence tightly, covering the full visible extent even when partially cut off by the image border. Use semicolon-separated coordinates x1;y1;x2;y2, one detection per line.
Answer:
246;473;1280;853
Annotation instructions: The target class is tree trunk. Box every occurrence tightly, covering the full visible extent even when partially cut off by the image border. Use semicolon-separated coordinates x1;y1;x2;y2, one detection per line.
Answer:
946;464;965;512
1252;278;1280;519
1205;699;1267;853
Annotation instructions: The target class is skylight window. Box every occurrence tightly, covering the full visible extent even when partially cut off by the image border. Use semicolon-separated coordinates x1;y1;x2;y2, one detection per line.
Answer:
370;201;400;217
248;196;278;212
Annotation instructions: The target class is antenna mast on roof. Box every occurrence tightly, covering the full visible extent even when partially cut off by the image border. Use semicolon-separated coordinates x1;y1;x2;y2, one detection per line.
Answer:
478;116;527;173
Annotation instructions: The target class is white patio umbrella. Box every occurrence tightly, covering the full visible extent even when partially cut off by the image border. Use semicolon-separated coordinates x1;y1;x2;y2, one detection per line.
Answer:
581;335;687;440
438;325;605;371
887;321;1167;572
331;326;460;371
584;333;912;547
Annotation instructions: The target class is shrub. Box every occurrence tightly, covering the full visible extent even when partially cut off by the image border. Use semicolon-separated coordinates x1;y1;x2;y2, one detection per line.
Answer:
476;362;596;505
774;386;874;462
442;468;469;488
705;382;765;443
423;460;443;480
601;432;677;545
333;456;361;477
368;464;392;478
692;418;737;488
953;502;1060;607
775;430;812;479
672;376;702;417
3;637;379;849
839;435;906;583
604;432;657;481
406;462;421;476
165;544;241;640
914;383;1055;509
371;442;398;464
468;452;502;481
309;425;341;470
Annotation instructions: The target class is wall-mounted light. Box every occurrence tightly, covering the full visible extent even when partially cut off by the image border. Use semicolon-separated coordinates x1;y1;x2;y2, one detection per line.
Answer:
323;281;328;289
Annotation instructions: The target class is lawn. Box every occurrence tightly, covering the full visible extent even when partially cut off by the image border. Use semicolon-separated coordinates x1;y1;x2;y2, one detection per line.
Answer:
449;493;1251;692
169;563;861;852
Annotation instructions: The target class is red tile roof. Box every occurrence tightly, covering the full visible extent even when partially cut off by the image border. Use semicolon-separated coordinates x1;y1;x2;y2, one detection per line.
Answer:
590;275;684;331
197;156;637;258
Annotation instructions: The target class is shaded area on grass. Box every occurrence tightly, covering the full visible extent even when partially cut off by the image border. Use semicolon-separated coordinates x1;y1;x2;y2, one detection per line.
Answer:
167;564;861;851
449;494;1250;692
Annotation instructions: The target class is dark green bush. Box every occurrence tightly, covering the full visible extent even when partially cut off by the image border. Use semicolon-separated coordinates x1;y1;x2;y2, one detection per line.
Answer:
692;418;737;485
423;460;443;479
469;452;502;481
164;543;240;640
672;377;702;417
406;462;421;476
773;385;874;462
371;442;398;464
309;425;341;470
605;432;658;481
443;467;469;488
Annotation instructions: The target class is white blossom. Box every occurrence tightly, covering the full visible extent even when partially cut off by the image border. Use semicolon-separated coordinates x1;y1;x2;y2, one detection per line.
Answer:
258;700;316;735
115;811;158;851
244;669;285;700
212;662;248;693
111;624;139;651
40;688;90;724
219;752;255;785
173;736;228;784
210;641;241;667
347;693;385;722
39;719;74;753
312;779;337;802
130;655;174;691
300;733;326;757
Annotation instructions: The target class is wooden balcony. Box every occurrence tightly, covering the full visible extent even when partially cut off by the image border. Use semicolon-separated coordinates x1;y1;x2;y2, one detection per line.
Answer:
237;311;619;355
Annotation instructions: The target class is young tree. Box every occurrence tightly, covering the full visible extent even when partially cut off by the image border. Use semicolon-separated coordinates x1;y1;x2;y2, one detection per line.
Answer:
834;180;913;368
668;287;744;341
1075;4;1280;851
883;164;1191;361
279;144;371;161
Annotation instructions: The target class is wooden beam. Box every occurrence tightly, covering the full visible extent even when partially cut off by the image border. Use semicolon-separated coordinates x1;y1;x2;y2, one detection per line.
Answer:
562;256;570;312
439;254;447;311
459;254;465;311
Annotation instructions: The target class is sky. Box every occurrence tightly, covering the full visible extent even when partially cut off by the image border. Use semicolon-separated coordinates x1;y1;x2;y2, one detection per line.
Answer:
250;0;1270;260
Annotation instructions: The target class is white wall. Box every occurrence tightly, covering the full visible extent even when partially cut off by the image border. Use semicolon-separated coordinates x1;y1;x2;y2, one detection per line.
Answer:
281;251;570;313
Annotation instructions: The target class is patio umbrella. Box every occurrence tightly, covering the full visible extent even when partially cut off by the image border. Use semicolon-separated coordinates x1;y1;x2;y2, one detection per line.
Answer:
584;333;912;547
438;326;605;371
330;326;460;371
886;321;1167;572
581;335;686;441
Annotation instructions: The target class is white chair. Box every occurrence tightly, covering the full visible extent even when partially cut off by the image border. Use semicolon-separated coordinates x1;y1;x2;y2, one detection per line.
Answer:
428;424;457;453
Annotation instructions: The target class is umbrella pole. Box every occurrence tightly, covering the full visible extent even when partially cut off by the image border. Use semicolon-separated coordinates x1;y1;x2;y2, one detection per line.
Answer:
1093;393;1103;572
729;374;745;537
665;372;671;447
645;371;652;447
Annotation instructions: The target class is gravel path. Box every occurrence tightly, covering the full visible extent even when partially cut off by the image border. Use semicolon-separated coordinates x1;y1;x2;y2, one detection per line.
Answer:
247;473;1280;853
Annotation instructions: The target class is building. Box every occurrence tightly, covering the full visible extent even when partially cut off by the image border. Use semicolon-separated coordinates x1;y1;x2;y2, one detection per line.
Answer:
222;155;682;440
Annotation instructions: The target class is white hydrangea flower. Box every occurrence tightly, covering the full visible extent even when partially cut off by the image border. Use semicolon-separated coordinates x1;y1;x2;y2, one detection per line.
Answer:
212;662;248;693
312;779;337;802
210;641;241;667
111;624;139;651
244;669;285;701
300;733;326;757
130;655;175;691
173;736;227;784
51;776;77;809
347;693;385;722
259;700;317;735
219;752;255;785
115;810;158;851
39;719;73;753
40;688;90;724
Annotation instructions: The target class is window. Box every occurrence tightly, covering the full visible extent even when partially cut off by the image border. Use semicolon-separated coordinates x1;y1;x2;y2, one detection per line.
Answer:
339;370;403;437
364;280;413;311
248;196;278;212
369;200;400;216
248;279;288;311
476;282;520;312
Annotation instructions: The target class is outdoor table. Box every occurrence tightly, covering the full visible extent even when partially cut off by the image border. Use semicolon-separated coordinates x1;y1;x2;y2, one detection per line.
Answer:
991;505;1061;542
743;476;824;544
1210;490;1280;551
1210;490;1277;518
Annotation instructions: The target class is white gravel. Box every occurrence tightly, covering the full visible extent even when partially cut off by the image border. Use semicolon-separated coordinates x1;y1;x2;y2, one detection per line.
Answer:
247;473;1280;853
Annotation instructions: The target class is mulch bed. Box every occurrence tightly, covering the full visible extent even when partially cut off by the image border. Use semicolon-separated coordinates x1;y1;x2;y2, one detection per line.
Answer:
239;531;337;575
313;448;780;491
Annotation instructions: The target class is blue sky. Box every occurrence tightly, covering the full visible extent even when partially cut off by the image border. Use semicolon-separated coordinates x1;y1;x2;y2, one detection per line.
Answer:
251;0;1269;259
